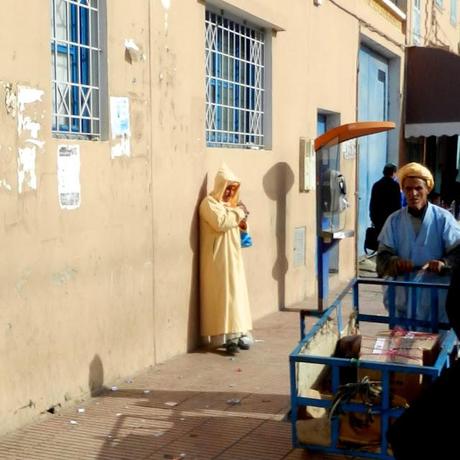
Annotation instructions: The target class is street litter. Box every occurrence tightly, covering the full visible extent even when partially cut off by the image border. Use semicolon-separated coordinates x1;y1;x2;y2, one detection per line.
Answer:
226;399;241;405
77;408;85;413
111;386;118;391
164;401;178;407
69;420;78;425
143;390;151;394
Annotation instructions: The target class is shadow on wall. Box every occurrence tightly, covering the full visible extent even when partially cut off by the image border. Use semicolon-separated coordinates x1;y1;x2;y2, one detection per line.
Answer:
187;174;208;351
263;163;295;309
89;354;106;397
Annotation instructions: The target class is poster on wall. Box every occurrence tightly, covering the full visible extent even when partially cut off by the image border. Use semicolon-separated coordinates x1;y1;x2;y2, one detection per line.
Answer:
57;145;81;210
341;139;357;160
110;96;131;158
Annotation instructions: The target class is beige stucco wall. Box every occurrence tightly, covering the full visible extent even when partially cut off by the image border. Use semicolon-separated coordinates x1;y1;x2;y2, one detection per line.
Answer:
0;0;405;435
0;0;154;434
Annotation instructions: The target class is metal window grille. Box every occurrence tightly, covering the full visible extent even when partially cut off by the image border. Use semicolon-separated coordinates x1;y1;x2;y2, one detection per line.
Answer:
51;0;101;138
205;10;265;148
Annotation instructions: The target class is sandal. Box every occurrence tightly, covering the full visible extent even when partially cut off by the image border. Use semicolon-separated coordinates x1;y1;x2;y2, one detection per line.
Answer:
238;337;251;350
224;340;239;354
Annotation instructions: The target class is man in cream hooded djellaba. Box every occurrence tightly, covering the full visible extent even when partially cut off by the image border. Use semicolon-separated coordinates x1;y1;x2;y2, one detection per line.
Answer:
199;164;252;353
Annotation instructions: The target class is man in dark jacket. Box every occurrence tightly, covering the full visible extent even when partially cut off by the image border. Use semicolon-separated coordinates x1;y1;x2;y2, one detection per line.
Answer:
369;163;402;236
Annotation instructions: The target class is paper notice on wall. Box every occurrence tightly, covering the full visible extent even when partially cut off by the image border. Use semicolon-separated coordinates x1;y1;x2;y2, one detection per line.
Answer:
58;145;81;210
110;97;130;158
341;139;356;160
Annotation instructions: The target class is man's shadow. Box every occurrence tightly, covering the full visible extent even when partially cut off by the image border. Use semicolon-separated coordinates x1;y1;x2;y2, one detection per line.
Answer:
187;175;208;350
263;162;295;309
89;354;106;396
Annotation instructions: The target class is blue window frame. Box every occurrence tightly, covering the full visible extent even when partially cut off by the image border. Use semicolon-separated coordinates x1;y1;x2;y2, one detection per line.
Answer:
205;10;265;148
51;0;102;137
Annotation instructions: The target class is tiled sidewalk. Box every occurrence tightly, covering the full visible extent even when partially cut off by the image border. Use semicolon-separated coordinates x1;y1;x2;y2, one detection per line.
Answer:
0;309;335;460
0;287;387;460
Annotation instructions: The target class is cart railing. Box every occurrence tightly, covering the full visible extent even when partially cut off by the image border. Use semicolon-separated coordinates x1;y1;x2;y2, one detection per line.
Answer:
291;276;456;459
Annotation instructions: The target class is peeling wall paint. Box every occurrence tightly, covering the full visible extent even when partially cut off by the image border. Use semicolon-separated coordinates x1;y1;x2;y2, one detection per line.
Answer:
57;145;81;210
4;83;17;118
16;86;45;194
17;147;37;193
52;267;78;285
161;0;171;31
110;97;131;158
17;87;44;110
125;39;145;62
0;179;12;191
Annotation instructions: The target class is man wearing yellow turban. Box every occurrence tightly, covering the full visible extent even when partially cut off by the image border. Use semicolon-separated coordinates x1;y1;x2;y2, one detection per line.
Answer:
377;162;460;325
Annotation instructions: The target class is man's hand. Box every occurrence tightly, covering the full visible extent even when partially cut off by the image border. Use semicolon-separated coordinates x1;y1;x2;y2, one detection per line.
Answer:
422;260;445;273
237;201;250;219
395;258;414;274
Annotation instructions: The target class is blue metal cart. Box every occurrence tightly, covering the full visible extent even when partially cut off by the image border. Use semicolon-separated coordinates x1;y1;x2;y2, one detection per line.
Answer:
289;277;457;459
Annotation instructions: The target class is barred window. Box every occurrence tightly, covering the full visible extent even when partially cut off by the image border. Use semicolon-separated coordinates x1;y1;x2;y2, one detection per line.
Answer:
205;10;265;148
51;0;103;138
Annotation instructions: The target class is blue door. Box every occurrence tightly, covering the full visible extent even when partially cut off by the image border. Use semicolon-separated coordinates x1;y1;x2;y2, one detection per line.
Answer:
357;46;389;256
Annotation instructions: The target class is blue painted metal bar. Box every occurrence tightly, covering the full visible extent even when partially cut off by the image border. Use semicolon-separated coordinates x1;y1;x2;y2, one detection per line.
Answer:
410;285;417;329
380;368;390;456
356;277;448;289
353;280;359;313
358;313;450;331
330;416;339;448
299;311;306;341
300;443;394;460
431;287;439;332
289;355;298;448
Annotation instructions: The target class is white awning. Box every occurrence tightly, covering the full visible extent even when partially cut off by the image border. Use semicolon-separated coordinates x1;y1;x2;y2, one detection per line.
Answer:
405;122;460;138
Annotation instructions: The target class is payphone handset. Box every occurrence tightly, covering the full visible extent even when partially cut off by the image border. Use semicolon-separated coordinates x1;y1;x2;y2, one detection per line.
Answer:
321;169;349;214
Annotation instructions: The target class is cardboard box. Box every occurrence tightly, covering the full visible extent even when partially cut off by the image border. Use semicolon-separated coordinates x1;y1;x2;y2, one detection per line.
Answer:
357;330;440;402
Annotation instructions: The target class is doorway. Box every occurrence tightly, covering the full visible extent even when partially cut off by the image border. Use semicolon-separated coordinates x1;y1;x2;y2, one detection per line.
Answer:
357;46;390;257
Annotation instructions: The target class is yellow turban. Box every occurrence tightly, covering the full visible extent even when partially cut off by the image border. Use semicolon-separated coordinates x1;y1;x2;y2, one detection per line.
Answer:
397;162;434;192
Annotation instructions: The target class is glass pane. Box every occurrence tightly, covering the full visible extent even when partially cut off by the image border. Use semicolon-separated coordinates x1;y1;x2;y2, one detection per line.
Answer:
90;9;99;48
55;0;68;41
92;119;100;134
56;53;69;83
91;88;100;118
91;50;99;86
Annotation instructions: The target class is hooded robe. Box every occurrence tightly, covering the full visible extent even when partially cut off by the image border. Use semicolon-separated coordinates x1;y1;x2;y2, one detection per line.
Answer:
199;165;252;339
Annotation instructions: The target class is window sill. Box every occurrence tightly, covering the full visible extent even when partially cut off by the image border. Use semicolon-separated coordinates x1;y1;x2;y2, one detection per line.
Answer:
52;132;102;142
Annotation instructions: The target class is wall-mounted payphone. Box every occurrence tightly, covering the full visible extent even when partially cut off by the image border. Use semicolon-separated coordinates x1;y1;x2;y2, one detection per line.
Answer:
314;121;395;311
